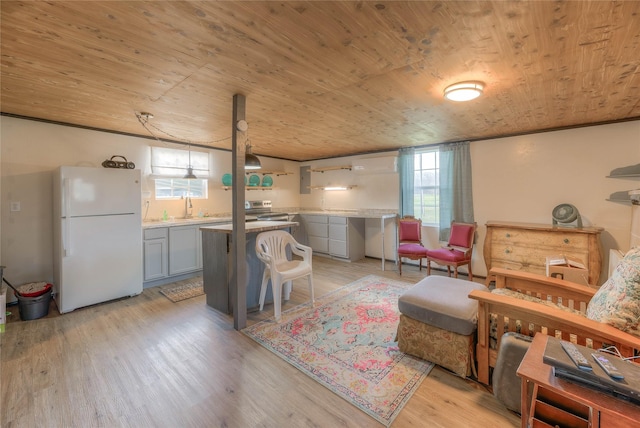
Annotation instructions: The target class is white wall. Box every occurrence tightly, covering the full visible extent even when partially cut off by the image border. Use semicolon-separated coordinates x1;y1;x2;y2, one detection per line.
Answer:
297;121;640;284
0;116;300;291
2;116;639;291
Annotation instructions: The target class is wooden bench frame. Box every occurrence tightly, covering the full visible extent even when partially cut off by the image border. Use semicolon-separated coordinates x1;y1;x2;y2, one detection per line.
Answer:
468;268;640;385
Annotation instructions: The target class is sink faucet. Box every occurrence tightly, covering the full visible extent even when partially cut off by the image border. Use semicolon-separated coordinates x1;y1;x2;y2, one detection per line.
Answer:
184;196;193;218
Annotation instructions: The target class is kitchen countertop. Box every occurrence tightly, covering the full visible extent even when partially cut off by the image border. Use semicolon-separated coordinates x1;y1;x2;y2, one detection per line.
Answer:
143;216;232;229
296;209;397;219
142;209;397;229
201;220;298;234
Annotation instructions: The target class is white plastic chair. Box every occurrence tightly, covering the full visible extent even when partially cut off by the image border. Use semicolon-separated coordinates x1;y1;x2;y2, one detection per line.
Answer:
255;230;314;321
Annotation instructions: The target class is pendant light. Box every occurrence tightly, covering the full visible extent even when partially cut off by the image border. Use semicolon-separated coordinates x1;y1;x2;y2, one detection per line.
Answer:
236;119;261;170
184;144;197;179
245;142;262;170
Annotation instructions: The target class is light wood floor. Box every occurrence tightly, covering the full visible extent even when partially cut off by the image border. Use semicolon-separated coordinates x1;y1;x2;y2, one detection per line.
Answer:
1;257;520;427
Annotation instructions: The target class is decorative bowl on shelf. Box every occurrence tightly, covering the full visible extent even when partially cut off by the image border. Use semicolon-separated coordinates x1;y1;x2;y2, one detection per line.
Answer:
262;176;273;187
249;174;260;186
222;173;232;186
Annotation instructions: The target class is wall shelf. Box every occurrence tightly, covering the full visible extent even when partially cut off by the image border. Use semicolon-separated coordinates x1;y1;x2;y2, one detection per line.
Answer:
221;186;275;191
309;185;357;190
310;165;352;173
245;170;292;176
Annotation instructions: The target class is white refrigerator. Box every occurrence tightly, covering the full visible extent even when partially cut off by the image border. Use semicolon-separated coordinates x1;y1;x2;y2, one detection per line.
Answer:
53;166;143;313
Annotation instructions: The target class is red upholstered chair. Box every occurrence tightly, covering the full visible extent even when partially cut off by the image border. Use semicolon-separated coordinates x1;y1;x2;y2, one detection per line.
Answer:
426;221;477;280
397;216;428;275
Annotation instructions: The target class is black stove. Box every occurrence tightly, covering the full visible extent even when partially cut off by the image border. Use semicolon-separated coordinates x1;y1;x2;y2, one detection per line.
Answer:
245;200;289;221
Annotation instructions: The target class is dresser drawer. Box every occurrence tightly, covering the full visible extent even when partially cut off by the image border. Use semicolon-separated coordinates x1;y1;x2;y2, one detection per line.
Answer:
491;228;589;249
490;242;589;270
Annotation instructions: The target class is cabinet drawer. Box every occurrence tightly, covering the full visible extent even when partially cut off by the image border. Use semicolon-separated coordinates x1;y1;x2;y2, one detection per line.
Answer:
303;215;328;224
144;228;168;240
329;224;347;240
329;216;347;225
309;236;329;253
329;239;348;258
307;222;329;237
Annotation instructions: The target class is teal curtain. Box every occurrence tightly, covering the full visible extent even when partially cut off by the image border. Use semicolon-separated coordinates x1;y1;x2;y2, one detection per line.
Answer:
398;147;415;217
438;141;474;241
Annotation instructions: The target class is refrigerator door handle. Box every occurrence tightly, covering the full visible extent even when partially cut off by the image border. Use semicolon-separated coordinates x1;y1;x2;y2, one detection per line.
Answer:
63;217;71;257
63;178;71;256
63;178;71;218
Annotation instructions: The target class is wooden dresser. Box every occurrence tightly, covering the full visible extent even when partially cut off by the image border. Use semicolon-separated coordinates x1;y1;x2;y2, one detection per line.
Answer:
484;221;603;286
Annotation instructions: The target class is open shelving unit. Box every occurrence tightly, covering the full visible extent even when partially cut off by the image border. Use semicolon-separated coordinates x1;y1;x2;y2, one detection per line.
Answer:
606;164;640;204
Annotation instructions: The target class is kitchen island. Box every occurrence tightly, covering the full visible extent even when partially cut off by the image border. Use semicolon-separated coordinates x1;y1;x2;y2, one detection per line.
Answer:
200;221;298;314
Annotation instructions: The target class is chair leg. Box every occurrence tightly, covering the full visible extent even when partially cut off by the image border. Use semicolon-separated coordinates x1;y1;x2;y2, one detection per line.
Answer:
468;264;473;281
273;277;283;322
307;274;315;306
447;266;452;277
283;281;292;300
453;267;458;279
259;268;270;311
419;258;423;271
426;259;431;276
398;256;402;275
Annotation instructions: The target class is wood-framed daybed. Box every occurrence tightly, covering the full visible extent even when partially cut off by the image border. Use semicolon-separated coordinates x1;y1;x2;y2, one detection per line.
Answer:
468;267;640;385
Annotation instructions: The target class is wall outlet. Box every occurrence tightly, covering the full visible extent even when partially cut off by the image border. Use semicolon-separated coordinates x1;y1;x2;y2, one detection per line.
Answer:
10;201;21;212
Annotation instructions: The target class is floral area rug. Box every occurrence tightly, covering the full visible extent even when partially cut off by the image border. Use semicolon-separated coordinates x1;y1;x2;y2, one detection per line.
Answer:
160;279;204;302
242;275;434;427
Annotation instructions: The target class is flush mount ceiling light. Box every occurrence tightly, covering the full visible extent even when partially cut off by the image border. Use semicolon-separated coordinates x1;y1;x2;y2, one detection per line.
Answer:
443;81;484;102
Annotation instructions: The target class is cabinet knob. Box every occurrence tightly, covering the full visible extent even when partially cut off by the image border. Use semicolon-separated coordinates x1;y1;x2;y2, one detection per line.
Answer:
505;233;511;238
505;249;511;254
564;238;569;244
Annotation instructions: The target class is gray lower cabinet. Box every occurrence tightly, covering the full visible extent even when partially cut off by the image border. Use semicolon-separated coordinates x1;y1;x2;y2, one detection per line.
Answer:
168;225;201;275
301;215;365;262
143;228;168;281
143;222;218;286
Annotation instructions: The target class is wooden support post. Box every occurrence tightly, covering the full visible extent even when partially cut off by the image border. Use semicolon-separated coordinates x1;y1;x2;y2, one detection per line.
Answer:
232;94;247;330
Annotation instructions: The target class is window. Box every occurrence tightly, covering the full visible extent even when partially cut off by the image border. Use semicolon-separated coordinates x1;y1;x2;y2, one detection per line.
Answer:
414;148;439;225
151;146;209;199
155;178;207;199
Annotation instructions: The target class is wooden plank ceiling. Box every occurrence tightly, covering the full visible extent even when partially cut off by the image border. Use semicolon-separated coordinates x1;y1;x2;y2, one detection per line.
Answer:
1;1;639;161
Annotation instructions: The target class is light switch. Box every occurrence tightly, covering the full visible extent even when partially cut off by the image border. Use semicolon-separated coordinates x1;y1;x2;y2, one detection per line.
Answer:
10;201;20;212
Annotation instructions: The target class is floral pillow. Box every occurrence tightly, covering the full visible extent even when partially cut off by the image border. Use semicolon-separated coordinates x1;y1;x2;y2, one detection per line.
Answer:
586;246;640;337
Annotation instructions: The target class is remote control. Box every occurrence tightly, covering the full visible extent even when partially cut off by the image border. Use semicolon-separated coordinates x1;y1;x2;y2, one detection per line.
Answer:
560;341;592;371
591;353;625;380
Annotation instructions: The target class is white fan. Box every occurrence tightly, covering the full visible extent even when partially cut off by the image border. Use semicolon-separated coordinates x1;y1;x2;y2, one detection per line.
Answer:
552;204;583;228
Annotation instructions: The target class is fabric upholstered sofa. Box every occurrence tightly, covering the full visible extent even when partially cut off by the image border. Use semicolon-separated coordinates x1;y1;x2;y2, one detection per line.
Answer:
468;246;640;385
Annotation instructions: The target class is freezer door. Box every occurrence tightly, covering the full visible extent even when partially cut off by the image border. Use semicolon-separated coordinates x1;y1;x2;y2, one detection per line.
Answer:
60;166;141;217
57;214;142;313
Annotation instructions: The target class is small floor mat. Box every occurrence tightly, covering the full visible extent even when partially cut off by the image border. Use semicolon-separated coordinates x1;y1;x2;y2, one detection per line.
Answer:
160;280;204;302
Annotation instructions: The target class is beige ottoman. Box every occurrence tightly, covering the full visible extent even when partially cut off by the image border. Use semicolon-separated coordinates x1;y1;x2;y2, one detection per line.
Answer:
396;276;488;377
